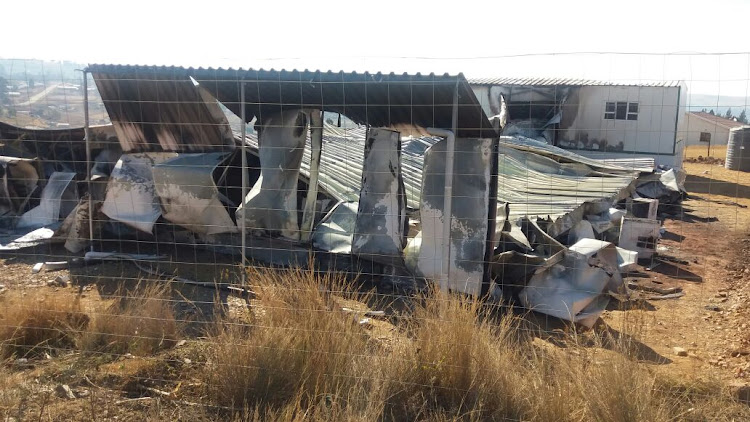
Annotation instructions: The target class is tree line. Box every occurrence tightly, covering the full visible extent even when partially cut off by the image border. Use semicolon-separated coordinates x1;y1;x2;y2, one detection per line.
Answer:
700;107;749;124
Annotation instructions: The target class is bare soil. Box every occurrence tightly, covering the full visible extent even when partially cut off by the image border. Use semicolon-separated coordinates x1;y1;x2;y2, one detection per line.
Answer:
602;161;750;387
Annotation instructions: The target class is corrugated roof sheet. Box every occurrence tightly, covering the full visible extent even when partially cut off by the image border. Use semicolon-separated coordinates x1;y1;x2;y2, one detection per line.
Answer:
594;157;656;173
87;64;498;140
259;125;638;221
91;72;235;152
468;77;682;88
689;111;747;129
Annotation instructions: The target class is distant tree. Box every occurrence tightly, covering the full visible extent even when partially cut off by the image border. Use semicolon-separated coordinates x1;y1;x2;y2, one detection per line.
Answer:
28;78;34;88
709;109;715;115
725;108;733;119
739;109;748;124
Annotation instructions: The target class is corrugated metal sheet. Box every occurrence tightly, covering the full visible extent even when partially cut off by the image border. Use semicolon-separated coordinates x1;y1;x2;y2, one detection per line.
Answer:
468;77;682;88
251;126;638;223
87;65;498;139
91;70;235;152
498;136;637;174
594;157;656;173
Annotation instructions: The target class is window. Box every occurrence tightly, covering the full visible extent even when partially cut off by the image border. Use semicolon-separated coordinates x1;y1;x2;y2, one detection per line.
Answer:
605;102;615;119
604;101;639;121
616;102;628;120
700;132;711;143
627;103;638;120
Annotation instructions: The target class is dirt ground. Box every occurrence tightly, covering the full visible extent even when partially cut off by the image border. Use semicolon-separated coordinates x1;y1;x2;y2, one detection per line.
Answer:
601;158;750;389
1;155;749;419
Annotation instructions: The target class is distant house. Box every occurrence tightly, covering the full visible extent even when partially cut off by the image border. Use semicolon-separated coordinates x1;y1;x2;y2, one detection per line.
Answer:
56;83;80;91
470;78;686;168
683;111;746;147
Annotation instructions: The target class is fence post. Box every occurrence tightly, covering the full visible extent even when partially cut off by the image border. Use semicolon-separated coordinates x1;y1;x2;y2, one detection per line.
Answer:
82;70;94;252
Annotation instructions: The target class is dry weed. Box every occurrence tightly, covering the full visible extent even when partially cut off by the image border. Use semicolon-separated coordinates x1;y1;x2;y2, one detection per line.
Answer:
0;290;88;359
202;270;750;421
79;282;179;356
203;265;383;418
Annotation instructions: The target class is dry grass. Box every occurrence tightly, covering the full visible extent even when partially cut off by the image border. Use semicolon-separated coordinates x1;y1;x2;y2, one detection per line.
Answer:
79;282;179;357
0;290;88;359
0;269;748;420
201;269;750;421
684;144;728;160
0;363;26;417
203;266;384;419
382;293;529;420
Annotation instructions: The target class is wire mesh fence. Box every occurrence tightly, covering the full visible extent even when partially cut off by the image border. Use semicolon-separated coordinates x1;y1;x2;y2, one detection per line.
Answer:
0;54;749;420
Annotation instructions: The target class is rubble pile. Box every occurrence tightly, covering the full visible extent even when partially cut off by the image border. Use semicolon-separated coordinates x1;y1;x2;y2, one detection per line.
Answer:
0;65;691;329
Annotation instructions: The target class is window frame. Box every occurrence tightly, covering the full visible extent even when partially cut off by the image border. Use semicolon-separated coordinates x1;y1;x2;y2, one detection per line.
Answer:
604;102;616;120
604;101;639;121
627;102;638;121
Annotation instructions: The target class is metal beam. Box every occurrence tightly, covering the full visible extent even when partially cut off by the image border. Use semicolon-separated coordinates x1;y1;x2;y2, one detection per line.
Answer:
300;110;323;242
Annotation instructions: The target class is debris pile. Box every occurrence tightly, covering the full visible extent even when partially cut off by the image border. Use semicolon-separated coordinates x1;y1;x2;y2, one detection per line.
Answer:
0;65;689;328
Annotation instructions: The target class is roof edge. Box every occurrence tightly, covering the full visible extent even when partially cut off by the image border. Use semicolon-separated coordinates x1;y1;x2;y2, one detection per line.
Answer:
688;111;746;130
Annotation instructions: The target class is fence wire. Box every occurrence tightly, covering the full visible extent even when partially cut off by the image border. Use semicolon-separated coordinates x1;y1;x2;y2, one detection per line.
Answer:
0;54;749;421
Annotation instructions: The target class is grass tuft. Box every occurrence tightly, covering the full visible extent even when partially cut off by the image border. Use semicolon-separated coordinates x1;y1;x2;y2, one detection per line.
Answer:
0;290;88;359
79;282;179;356
203;266;383;418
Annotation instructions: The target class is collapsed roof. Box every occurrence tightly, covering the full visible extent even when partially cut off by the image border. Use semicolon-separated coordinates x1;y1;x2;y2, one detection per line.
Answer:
0;64;686;327
87;64;499;149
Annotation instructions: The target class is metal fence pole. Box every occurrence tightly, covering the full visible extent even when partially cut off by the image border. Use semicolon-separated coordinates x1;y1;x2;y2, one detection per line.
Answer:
82;70;94;252
240;81;247;267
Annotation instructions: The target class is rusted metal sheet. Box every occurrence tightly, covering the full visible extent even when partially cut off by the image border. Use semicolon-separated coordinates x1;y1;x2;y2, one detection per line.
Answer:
237;109;308;240
352;128;407;263
101;152;178;233
91;70;234;152
152;152;238;236
406;138;494;297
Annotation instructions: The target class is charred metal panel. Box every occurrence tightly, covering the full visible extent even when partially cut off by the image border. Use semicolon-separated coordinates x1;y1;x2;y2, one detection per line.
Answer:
352;128;406;263
59;194;100;253
0;227;55;251
88;65;498;139
237;110;308;240
101;153;178;233
0;122;120;178
300;111;323;242
407;138;494;297
312;201;358;254
519;238;623;328
91;71;234;152
0;156;38;217
17;172;77;229
152;152;238;236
